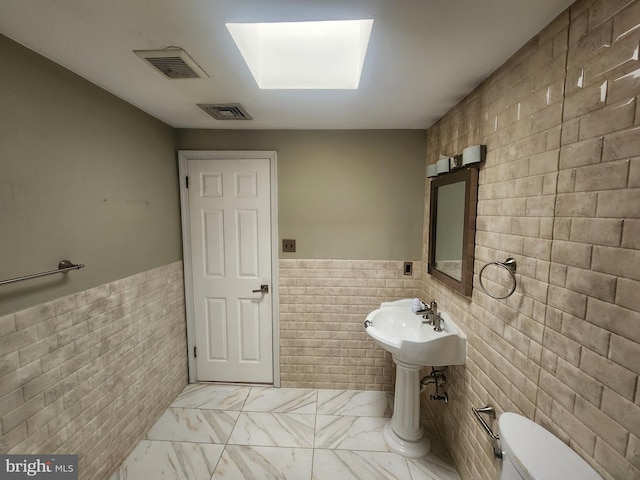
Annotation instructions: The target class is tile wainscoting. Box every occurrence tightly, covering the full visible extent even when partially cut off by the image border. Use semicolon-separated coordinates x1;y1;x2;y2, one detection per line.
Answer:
421;1;640;479
0;261;188;480
279;259;424;391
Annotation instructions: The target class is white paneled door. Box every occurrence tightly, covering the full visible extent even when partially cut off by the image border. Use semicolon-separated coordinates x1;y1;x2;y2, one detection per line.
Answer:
182;153;275;384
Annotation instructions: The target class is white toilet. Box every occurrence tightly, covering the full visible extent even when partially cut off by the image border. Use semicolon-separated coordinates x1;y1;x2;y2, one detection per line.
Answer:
499;412;602;480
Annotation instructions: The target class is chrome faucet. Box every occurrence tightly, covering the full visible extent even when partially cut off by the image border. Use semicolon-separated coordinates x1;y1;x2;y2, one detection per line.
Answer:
432;300;443;332
418;300;443;331
430;300;438;319
415;300;432;323
416;299;440;327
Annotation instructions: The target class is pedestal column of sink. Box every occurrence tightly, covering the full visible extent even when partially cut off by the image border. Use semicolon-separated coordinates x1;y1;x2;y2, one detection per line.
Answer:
383;355;431;458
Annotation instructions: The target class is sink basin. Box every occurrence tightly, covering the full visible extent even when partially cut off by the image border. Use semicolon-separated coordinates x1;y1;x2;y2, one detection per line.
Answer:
364;299;467;458
365;306;466;366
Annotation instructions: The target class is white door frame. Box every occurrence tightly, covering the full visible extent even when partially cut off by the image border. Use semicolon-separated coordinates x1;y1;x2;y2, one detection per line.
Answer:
178;150;280;386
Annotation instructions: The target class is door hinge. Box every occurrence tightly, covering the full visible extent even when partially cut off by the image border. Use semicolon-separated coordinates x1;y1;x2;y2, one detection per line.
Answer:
185;176;189;188
193;346;197;357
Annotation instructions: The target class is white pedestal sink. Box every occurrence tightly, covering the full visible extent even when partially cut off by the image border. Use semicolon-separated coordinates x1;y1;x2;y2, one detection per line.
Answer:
364;299;466;458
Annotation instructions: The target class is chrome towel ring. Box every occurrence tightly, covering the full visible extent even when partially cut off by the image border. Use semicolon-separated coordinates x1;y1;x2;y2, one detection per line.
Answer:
478;258;517;299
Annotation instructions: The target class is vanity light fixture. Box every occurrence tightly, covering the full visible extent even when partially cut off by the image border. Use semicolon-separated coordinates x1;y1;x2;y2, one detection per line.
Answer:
428;145;486;178
226;19;374;89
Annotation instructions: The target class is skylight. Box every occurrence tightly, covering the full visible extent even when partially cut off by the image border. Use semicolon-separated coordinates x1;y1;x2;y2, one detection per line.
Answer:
226;19;374;90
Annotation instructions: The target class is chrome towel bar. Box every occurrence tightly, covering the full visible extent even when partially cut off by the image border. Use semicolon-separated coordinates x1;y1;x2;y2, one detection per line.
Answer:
0;260;85;286
472;405;502;459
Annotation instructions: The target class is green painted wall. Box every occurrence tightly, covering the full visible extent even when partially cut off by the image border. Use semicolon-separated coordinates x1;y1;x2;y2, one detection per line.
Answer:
178;129;427;260
0;34;182;315
0;32;428;315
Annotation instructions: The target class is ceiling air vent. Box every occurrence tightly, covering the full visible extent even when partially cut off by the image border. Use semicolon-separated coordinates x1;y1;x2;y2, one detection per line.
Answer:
198;103;253;120
134;48;208;79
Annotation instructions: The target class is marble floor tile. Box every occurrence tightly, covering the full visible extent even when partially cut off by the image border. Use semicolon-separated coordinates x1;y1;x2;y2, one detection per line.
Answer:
112;385;461;480
145;407;240;444
228;412;316;448
212;445;313;480
109;440;224;480
312;449;412;480
317;389;391;417
243;386;317;414
170;383;251;410
314;415;390;451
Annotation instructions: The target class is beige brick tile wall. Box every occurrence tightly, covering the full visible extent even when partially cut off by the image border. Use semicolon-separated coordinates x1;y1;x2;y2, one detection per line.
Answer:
0;261;188;480
279;259;423;390
420;1;640;479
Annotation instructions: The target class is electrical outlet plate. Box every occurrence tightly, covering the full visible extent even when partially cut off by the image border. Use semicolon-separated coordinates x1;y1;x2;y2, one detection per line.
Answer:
282;239;296;252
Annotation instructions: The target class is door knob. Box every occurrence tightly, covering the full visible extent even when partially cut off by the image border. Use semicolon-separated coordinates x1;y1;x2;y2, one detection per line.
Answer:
252;285;269;293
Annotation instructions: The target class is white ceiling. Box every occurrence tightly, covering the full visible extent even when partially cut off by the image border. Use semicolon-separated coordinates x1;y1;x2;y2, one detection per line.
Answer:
0;0;574;130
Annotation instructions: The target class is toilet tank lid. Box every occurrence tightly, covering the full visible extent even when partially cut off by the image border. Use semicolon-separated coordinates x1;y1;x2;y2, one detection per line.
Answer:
498;413;602;480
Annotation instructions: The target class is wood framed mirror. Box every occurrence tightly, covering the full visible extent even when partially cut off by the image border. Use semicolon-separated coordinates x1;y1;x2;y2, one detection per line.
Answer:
427;167;478;296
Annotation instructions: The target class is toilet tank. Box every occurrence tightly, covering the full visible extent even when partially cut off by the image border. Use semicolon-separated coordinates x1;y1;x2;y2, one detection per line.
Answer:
498;413;602;480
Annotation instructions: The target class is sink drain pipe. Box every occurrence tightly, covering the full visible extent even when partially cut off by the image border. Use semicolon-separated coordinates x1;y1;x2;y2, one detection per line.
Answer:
420;367;448;403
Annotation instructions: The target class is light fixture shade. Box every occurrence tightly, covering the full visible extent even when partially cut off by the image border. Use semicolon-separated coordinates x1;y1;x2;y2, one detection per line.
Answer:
427;164;438;178
226;19;374;89
436;158;450;174
462;145;486;166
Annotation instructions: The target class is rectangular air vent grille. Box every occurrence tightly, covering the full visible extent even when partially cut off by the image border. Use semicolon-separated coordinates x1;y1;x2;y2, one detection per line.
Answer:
198;103;253;120
134;48;208;79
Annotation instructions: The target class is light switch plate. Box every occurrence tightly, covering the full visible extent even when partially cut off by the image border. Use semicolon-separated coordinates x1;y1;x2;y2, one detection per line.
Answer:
404;261;413;276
